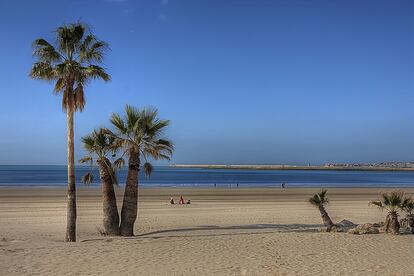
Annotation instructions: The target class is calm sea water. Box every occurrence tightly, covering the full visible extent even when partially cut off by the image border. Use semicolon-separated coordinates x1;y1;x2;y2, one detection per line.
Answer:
0;165;414;188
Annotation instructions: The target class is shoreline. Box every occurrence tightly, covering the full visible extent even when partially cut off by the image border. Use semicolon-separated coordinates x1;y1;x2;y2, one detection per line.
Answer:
171;164;414;171
1;186;413;198
1;184;414;189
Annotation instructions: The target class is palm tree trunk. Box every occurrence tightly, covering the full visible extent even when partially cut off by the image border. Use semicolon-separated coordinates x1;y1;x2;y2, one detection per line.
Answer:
385;212;400;234
120;149;140;236
407;214;414;234
98;158;120;236
65;110;77;242
319;206;334;232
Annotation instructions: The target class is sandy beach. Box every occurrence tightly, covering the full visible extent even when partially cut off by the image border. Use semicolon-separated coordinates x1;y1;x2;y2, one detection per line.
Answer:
1;187;413;275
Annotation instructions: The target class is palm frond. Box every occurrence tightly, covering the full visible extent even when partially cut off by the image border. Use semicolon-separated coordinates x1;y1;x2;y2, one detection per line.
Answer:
81;128;117;158
402;196;414;215
81;172;94;185
32;38;62;63
74;83;85;111
113;158;125;170
55;23;86;58
79;156;93;165
369;200;384;209
53;78;65;94
370;191;406;213
110;113;128;135
143;162;153;178
80;38;109;63
84;65;110;81
309;189;329;207
29;62;56;80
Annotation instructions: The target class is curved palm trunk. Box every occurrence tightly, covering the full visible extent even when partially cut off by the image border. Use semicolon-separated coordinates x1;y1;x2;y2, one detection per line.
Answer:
319;206;334;232
98;158;120;236
120;150;140;236
65;110;77;242
384;211;400;234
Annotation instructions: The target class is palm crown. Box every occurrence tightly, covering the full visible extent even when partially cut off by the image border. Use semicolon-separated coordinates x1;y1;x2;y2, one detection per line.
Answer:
79;128;121;185
309;189;329;207
401;196;414;215
107;105;174;176
369;191;407;213
30;22;110;112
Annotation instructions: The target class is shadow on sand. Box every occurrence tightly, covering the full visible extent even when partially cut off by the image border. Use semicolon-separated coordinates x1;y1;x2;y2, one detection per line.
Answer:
81;223;322;242
133;223;321;239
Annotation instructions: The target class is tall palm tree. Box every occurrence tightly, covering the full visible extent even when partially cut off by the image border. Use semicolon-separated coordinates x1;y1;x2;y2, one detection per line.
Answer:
309;189;335;232
107;105;174;236
79;128;123;236
30;23;110;242
370;191;406;234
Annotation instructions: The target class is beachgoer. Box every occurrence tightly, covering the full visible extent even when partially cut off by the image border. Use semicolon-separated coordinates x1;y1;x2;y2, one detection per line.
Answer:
179;195;185;204
170;197;175;204
186;199;191;204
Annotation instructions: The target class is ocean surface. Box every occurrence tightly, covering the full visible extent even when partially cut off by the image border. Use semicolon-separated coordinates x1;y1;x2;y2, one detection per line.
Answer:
1;165;414;188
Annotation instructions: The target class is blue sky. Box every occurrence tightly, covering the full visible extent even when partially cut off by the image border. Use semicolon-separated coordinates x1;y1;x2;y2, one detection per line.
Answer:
0;0;413;165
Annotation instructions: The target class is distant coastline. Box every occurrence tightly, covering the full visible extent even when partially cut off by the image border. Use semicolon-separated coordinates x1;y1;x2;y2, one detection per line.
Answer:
171;164;414;171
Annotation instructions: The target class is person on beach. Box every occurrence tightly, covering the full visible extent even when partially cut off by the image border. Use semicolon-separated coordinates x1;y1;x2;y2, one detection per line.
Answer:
170;197;175;204
179;195;185;204
281;182;286;188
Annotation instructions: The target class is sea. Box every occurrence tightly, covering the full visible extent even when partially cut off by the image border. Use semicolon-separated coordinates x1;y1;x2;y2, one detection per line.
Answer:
0;165;414;188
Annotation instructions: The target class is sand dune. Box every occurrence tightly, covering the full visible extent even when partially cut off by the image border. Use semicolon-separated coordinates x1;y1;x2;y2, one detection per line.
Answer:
1;187;413;275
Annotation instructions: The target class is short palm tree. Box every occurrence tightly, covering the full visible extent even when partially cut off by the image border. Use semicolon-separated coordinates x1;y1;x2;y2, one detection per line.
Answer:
309;189;335;232
79;128;123;236
370;191;406;234
107;105;174;236
401;196;414;234
30;23;110;242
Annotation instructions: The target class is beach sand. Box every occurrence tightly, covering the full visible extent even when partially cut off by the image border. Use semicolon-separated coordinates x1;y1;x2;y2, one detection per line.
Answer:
0;187;413;275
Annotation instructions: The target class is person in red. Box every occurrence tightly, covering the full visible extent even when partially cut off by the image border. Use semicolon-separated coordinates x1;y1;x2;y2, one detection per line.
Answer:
179;195;185;204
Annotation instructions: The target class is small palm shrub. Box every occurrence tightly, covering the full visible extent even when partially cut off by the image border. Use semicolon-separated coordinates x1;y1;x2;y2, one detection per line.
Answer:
369;191;407;234
309;189;335;232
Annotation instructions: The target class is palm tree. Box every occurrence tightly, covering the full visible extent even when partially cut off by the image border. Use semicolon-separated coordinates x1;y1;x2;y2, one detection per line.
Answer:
309;189;335;232
30;23;110;242
401;196;414;234
107;105;174;236
79;128;123;236
369;191;406;234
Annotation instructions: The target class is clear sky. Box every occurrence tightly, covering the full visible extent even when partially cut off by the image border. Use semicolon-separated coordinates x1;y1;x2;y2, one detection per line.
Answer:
0;0;413;165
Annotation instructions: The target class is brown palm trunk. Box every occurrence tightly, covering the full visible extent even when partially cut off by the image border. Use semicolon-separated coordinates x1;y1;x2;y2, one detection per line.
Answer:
407;214;414;234
65;110;77;242
319;206;334;232
97;158;120;235
120;149;140;236
385;211;400;234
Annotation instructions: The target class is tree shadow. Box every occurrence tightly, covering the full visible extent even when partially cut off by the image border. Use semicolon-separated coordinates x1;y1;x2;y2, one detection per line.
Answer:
133;223;321;239
81;223;323;243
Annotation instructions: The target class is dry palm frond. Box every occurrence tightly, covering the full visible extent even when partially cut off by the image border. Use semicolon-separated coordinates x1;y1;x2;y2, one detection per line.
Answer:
82;172;94;185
